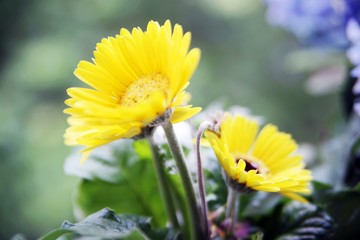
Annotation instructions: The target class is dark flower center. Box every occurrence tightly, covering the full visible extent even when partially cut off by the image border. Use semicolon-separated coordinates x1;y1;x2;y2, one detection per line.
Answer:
244;160;259;172
236;158;259;172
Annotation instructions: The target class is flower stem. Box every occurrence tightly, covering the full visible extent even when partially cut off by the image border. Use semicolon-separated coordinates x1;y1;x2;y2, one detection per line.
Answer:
146;132;179;229
162;121;202;240
225;187;239;233
226;187;237;219
196;121;213;239
232;192;240;232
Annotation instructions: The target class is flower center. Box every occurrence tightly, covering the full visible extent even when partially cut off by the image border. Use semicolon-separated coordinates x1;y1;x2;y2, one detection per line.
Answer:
120;74;169;107
244;160;259;172
235;155;269;174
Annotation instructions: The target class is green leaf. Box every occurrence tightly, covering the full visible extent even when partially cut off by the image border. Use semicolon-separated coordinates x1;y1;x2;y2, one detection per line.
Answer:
204;166;228;211
314;186;360;239
312;181;332;191
146;227;180;240
312;183;360;225
38;228;73;240
250;232;264;240
39;208;180;240
344;135;360;187
133;139;153;160
240;192;282;219
166;172;192;240
63;209;151;239
39;208;158;240
276;202;335;240
64;140;138;183
72;140;166;227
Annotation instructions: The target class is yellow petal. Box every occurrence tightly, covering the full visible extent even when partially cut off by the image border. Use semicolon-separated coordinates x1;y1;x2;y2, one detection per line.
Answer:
281;192;309;204
171;106;202;123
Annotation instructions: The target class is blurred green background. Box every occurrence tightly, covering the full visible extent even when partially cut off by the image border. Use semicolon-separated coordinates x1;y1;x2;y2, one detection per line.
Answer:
0;0;344;238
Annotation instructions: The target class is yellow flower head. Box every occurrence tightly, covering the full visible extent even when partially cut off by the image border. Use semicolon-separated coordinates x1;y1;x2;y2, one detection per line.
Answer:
64;20;201;161
205;113;312;203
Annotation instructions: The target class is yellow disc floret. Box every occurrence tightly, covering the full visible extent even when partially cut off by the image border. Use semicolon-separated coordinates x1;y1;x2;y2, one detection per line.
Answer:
121;74;170;107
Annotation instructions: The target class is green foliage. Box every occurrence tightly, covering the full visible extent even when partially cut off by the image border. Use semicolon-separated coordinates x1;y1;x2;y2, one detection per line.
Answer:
70;140;166;227
312;182;360;239
166;172;192;240
40;208;179;240
148;141;192;239
65;138;195;239
276;202;334;240
250;232;264;240
240;192;282;219
247;182;360;239
344;135;360;186
204;166;228;211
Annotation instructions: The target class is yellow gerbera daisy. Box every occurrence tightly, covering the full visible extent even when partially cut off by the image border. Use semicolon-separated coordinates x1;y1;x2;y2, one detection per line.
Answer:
205;114;312;203
64;20;201;161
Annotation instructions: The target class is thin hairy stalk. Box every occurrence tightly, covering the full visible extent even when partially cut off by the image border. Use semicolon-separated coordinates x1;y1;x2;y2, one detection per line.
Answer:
196;121;213;239
225;187;237;219
146;131;179;229
225;187;239;234
162;121;203;240
231;192;240;232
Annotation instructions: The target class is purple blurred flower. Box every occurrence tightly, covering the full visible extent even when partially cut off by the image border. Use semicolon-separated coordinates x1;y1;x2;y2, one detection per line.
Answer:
264;0;360;114
345;0;360;24
347;18;360;116
220;218;250;239
346;19;360;78
264;0;349;48
345;0;360;79
345;1;360;106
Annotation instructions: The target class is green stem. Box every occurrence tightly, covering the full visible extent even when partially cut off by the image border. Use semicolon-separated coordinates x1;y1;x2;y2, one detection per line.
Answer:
162;121;202;240
146;133;179;229
232;192;240;232
225;187;239;233
225;187;236;219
